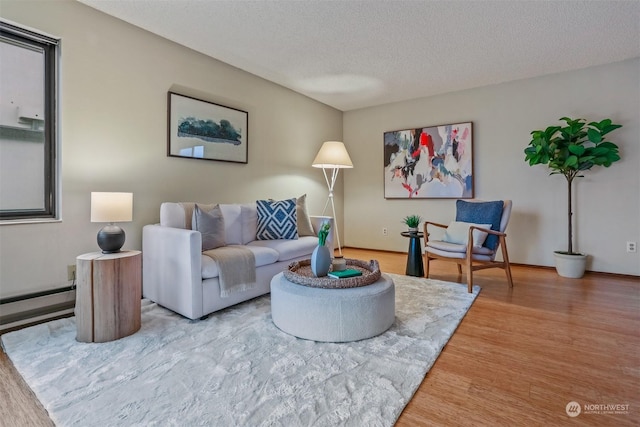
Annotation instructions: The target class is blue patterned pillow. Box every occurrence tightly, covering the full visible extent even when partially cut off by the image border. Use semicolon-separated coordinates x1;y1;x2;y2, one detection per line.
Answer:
455;200;504;250
256;198;298;240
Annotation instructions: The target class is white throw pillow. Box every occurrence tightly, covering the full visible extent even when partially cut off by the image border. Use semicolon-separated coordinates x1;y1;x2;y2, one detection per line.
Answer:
219;204;242;245
240;203;258;244
442;221;492;247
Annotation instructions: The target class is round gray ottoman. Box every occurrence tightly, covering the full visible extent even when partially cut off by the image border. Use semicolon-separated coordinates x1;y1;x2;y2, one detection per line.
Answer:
270;272;395;342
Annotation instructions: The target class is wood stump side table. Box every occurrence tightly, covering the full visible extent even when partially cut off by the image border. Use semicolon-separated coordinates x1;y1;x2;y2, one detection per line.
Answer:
75;250;142;343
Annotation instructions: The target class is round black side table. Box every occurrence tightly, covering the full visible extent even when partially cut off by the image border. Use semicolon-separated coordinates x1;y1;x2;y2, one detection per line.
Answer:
401;231;424;277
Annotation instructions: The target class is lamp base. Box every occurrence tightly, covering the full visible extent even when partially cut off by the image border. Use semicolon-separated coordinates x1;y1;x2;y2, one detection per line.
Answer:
97;224;126;254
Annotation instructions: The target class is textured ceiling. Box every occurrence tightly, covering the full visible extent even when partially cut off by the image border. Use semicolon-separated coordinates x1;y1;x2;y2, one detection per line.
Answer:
79;0;640;111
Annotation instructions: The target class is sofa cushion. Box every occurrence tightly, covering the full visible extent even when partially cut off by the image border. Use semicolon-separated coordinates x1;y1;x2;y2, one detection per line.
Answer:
456;200;504;250
201;245;279;279
256;198;298;240
443;221;491;247
240;203;258;244
163;198;314;242
427;240;494;255
192;204;226;250
219;204;242;245
248;236;317;261
161;202;215;229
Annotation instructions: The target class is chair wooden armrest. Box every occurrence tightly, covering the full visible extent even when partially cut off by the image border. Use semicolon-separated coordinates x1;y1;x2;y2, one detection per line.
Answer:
424;221;448;230
423;221;448;243
472;226;506;237
465;226;507;253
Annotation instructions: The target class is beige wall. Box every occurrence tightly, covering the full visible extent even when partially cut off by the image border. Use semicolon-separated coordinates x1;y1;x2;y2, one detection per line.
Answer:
0;0;343;298
1;1;637;302
343;58;640;276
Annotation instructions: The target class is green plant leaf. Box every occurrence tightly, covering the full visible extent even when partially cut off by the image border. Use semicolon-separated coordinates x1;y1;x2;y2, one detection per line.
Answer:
589;120;622;136
544;126;561;139
597;141;619;151
593;156;609;165
608;152;621;163
568;145;586;156
578;161;594;170
588;119;610;130
570;121;584;134
587;128;602;143
564;155;578;168
590;146;609;156
559;128;571;139
560;117;583;127
601;124;622;135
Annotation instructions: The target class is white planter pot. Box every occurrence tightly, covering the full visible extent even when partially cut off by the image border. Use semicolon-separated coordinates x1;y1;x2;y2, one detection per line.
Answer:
554;252;587;278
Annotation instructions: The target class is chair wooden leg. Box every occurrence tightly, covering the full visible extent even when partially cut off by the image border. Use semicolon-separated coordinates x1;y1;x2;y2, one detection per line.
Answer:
456;264;462;276
500;238;514;288
465;260;473;293
424;253;430;278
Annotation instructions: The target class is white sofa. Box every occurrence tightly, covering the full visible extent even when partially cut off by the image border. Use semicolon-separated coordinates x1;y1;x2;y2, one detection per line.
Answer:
142;201;333;320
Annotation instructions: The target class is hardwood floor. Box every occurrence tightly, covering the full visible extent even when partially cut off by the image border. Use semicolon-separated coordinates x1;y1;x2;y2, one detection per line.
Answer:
1;248;638;426
0;348;54;426
345;248;639;427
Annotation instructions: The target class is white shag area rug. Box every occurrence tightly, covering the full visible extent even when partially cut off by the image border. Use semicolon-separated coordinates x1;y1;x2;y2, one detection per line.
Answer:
2;273;480;427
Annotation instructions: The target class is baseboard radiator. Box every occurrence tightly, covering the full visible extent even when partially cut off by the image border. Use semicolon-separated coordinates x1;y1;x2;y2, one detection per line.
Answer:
0;287;76;333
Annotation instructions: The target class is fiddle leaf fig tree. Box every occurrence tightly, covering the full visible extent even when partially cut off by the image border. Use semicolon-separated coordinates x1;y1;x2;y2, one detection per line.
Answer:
524;117;622;255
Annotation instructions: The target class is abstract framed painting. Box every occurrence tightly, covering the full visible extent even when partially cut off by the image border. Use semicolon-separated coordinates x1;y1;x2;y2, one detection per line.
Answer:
167;92;248;163
383;122;473;199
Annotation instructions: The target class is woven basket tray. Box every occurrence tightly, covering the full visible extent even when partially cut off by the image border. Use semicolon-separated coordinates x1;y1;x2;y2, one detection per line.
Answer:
283;258;381;289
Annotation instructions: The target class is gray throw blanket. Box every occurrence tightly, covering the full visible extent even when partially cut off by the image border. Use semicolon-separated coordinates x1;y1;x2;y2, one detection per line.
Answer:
203;246;257;298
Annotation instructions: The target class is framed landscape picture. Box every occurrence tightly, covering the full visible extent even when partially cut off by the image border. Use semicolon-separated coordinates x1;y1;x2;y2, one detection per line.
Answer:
167;92;248;163
384;122;473;199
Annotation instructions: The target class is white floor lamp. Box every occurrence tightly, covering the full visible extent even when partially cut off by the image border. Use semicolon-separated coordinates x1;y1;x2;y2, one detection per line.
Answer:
312;141;353;257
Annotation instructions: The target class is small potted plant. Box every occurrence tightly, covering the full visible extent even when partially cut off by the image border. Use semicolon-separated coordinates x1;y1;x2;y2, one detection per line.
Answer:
402;214;422;232
524;117;622;278
317;221;331;247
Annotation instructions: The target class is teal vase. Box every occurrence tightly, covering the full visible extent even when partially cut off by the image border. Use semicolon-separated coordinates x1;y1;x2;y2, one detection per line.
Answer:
311;245;331;277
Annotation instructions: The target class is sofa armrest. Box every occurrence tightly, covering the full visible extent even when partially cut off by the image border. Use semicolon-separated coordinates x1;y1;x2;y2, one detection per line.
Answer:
309;216;335;251
142;224;204;319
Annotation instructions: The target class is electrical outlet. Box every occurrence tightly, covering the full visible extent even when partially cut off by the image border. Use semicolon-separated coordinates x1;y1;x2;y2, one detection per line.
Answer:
67;265;76;281
626;241;637;253
382;227;388;236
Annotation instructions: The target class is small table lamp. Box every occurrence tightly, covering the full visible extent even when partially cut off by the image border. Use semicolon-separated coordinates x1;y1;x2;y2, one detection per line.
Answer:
312;141;353;257
91;192;133;253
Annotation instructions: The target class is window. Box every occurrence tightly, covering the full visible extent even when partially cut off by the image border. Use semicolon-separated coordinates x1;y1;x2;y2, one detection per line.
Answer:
0;21;59;221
